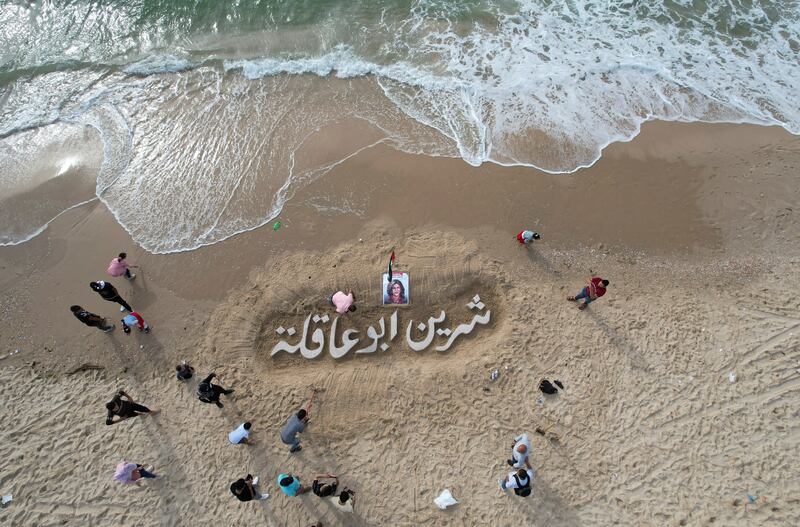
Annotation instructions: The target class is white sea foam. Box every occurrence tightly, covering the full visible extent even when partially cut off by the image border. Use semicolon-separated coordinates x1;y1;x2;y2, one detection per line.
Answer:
122;55;194;76
1;0;798;252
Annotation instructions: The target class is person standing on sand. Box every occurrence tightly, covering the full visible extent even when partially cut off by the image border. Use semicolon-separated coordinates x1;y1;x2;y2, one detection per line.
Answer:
507;433;532;468
516;230;541;244
105;390;158;425
89;281;132;312
281;405;311;453
113;461;157;484
229;422;253;445
107;252;138;280
328;289;356;314
567;275;609;310
499;467;534;497
230;474;269;501
196;373;234;408
71;305;115;332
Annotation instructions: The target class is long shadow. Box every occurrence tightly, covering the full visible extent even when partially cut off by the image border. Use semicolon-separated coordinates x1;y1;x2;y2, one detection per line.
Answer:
585;311;650;372
512;476;582;527
222;394;371;527
105;337;205;526
523;246;647;371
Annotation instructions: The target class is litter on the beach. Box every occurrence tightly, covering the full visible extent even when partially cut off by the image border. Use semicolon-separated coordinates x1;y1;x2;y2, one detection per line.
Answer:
434;489;458;509
2;494;12;507
490;368;499;381
728;372;736;383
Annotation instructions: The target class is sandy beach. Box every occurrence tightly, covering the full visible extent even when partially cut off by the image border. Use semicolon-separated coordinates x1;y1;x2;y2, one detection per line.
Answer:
1;121;799;527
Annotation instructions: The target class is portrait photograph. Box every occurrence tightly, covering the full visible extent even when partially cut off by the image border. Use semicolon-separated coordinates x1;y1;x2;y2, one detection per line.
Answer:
382;271;410;306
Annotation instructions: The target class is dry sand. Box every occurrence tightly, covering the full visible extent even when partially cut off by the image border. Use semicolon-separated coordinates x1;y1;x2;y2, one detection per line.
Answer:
0;121;799;526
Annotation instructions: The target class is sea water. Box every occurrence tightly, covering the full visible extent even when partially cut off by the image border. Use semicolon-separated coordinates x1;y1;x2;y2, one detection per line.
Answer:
1;1;797;252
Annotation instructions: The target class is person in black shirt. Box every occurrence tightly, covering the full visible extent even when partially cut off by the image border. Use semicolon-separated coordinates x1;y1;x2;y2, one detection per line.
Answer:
230;474;268;501
196;373;234;408
89;281;133;312
71;305;115;332
105;390;157;425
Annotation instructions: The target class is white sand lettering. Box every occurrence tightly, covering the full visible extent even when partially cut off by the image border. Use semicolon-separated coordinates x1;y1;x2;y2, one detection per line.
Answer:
270;295;490;358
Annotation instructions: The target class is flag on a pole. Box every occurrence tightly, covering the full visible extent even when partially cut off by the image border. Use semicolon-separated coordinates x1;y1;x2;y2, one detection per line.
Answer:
387;251;395;282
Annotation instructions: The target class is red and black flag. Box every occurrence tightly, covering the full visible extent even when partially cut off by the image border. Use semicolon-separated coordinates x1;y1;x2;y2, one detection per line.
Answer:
387;251;395;282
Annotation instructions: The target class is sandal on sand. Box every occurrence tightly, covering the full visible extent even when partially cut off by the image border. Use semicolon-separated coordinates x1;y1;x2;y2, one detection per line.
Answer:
567;296;576;301
578;303;588;310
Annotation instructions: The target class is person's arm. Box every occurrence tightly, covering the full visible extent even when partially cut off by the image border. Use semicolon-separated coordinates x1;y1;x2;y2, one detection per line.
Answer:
106;413;128;425
348;289;355;301
525;458;532;469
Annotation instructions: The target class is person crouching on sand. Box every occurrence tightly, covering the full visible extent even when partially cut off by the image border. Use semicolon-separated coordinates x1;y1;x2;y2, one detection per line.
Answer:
107;252;138;280
329;289;356;314
516;230;541;244
567;275;609;310
71;305;115;332
121;311;150;334
114;462;157;485
230;474;269;501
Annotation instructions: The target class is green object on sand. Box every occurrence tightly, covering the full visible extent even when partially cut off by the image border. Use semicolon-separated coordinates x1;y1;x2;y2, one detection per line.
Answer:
273;221;281;231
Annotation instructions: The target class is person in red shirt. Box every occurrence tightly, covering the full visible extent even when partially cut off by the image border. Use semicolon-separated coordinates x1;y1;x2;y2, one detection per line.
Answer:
567;276;609;310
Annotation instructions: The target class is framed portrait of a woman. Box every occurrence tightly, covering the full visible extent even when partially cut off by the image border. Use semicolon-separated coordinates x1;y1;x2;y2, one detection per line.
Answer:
382;272;409;306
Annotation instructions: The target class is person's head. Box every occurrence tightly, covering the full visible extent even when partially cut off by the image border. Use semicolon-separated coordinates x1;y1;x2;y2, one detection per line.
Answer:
280;476;295;487
89;281;102;291
105;400;118;411
118;252;127;261
516;469;528;479
516;443;528;454
70;305;82;313
532;232;541;240
244;422;252;430
339;489;353;504
386;279;406;302
601;279;609;287
175;365;182;372
348;304;357;312
122;322;131;334
297;409;307;420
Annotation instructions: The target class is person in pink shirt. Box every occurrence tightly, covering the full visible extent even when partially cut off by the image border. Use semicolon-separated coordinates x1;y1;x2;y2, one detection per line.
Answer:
328;289;356;314
107;252;137;280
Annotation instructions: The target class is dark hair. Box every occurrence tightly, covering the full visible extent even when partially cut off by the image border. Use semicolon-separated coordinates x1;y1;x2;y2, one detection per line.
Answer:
123;325;131;334
90;281;101;291
601;279;609;286
517;469;528;479
280;476;294;487
385;279;407;304
175;365;182;371
105;401;115;411
244;422;252;430
297;409;307;420
348;305;357;312
118;252;127;259
339;490;352;504
70;305;82;312
532;232;541;240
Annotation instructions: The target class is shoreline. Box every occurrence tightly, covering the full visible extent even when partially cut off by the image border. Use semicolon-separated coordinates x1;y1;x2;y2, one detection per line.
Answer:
1;120;799;526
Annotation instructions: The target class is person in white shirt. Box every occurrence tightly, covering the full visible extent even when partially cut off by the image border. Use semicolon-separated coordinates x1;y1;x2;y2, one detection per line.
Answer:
507;433;531;468
329;488;355;512
499;468;534;496
228;422;252;445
